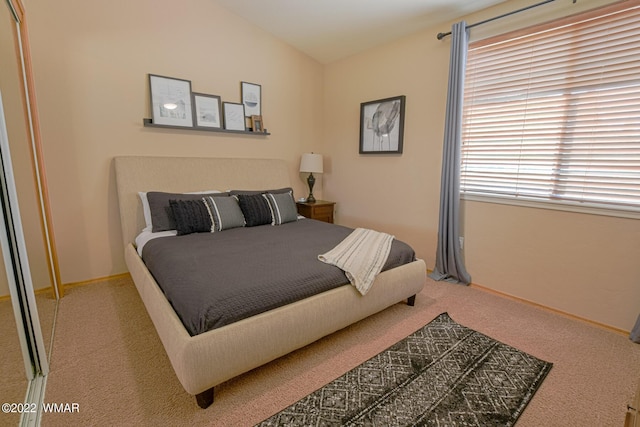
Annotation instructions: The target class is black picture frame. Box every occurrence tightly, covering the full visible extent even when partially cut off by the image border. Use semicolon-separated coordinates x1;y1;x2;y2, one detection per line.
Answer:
241;81;261;117
148;74;193;127
359;95;405;154
192;93;222;129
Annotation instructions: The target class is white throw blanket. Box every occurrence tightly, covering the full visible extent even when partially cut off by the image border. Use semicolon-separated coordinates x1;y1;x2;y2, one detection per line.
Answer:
318;228;394;295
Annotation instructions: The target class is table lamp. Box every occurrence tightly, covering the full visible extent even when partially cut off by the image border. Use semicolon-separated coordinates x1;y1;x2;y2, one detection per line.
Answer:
299;153;323;203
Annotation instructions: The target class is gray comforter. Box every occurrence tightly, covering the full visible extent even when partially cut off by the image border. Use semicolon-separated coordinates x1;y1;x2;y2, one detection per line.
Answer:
142;219;415;336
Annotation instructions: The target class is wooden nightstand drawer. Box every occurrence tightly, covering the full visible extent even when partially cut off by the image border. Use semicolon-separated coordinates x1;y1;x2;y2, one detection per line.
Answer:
312;205;333;217
296;200;335;224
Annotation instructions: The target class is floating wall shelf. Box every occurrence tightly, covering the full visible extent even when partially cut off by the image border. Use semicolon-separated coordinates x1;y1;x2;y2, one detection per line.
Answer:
142;118;270;136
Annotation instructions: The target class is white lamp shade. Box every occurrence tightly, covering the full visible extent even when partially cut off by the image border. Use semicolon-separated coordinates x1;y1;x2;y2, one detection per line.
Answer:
299;153;323;173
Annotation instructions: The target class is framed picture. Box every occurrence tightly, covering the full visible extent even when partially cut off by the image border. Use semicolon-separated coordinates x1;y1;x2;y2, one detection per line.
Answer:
192;93;222;129
241;81;261;117
223;102;246;131
251;115;264;133
359;95;406;154
149;74;193;127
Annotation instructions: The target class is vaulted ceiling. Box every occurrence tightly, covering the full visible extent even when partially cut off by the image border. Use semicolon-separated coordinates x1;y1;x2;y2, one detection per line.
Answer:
215;0;508;63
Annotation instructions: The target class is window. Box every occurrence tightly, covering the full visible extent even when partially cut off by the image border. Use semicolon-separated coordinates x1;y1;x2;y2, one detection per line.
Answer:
461;1;640;217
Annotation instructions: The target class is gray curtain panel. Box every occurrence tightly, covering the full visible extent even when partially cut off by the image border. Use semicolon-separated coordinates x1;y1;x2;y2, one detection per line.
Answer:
631;314;640;343
429;21;472;285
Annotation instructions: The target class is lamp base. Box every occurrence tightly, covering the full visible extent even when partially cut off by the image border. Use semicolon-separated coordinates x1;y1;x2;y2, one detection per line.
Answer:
306;172;317;203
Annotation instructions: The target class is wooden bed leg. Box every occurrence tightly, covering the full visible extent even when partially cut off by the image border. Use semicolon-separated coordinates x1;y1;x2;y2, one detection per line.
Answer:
195;387;214;409
407;294;416;306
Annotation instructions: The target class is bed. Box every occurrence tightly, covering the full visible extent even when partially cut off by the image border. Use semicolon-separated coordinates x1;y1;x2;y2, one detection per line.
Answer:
113;156;426;408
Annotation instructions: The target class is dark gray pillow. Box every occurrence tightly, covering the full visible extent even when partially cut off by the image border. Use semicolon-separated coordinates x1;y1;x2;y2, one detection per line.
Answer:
169;200;212;236
236;194;272;227
229;187;293;196
202;196;245;231
146;191;229;232
264;191;298;225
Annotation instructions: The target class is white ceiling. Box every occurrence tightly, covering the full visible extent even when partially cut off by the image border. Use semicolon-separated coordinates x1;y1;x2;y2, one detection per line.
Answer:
215;0;508;63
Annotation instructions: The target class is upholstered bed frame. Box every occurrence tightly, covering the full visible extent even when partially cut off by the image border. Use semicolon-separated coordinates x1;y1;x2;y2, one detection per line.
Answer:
113;156;426;408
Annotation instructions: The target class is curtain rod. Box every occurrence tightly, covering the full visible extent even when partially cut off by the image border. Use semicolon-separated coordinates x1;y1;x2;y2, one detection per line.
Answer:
436;0;577;40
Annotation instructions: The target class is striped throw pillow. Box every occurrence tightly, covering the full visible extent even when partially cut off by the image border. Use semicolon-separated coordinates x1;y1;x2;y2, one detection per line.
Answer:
202;196;246;232
263;191;298;225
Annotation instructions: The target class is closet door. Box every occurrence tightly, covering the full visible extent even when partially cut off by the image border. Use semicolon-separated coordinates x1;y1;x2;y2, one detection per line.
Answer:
1;0;58;424
0;85;49;401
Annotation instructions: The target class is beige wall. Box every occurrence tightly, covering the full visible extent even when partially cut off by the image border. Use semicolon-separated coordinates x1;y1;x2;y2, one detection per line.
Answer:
23;0;324;284
323;0;639;331
13;0;638;331
0;7;50;295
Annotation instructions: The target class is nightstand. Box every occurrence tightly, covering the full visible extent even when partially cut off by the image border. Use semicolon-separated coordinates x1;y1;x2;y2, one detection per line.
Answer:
296;200;335;224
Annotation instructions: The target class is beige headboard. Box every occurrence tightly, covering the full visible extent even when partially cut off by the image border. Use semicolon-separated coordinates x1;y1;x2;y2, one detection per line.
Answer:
114;156;291;246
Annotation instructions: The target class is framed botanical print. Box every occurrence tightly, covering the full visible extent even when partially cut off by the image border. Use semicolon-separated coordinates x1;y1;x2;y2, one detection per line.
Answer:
359;95;405;154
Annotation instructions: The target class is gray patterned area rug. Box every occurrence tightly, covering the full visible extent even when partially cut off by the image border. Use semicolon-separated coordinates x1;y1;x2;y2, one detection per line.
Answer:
257;312;552;427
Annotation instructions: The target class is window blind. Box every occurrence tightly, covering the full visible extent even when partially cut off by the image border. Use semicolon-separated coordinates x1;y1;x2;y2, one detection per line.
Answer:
461;1;640;215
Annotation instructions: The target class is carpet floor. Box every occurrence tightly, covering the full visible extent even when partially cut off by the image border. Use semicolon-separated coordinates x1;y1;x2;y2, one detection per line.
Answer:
40;276;640;426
